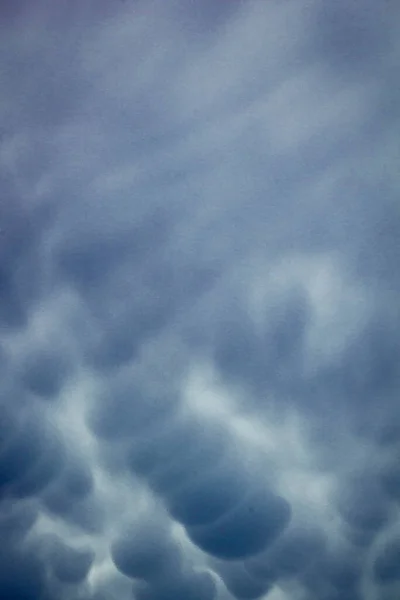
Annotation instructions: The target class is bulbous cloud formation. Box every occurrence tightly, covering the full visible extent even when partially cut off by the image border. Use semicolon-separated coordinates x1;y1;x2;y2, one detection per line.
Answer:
0;0;399;599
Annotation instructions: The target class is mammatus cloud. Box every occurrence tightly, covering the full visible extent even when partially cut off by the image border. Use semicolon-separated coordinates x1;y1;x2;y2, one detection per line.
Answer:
1;1;399;599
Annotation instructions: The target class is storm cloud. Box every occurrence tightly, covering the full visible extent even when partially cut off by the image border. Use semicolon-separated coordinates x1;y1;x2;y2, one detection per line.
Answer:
0;1;399;599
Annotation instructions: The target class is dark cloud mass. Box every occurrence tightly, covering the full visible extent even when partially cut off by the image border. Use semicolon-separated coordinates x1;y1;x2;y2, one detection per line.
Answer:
111;518;182;581
0;0;399;599
0;547;46;600
373;536;400;584
45;535;95;584
211;559;273;600
244;523;325;583
132;569;217;600
187;486;291;560
20;345;73;400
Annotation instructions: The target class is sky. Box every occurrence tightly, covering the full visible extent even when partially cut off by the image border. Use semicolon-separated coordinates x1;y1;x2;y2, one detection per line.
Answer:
0;1;400;599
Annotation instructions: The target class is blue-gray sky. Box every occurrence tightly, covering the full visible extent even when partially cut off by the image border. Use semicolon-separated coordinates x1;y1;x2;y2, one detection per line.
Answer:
1;1;400;599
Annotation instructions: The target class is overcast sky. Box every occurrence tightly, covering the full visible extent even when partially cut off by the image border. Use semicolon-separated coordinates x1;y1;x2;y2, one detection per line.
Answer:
1;1;400;599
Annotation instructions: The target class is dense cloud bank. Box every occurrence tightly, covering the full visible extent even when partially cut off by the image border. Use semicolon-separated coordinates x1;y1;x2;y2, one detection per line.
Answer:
0;1;399;599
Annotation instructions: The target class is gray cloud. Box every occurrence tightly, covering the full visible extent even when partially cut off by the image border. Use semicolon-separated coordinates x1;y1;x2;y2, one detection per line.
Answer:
0;0;399;599
19;344;73;400
373;536;400;584
111;517;182;581
46;536;95;584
